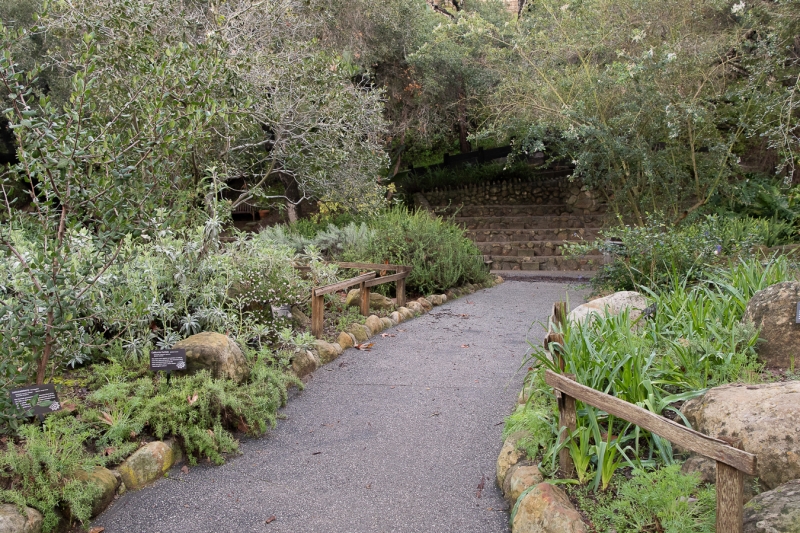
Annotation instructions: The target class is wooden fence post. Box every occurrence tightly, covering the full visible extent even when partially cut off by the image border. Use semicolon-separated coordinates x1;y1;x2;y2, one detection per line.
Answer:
396;275;406;307
557;373;577;478
552;301;568;371
311;289;324;339
716;437;745;533
360;282;370;316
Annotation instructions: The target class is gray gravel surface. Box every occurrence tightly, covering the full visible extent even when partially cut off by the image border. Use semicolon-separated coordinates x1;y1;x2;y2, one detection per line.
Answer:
93;281;587;533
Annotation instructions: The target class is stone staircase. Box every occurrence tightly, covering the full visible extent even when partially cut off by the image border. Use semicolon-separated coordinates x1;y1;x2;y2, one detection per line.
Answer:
422;177;606;272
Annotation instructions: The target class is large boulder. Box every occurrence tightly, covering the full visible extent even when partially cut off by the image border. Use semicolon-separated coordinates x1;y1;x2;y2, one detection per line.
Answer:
497;431;527;487
173;332;249;383
73;466;120;517
118;441;181;491
743;479;800;533
512;483;587;533
406;301;425;315
742;281;800;368
568;291;647;324
389;311;402;325
345;290;394;311
365;315;384;335
337;331;355;350
0;505;43;533
313;340;339;365
397;307;414;320
346;323;370;343
291;350;319;378
417;298;433;312
428;294;446;306
502;462;544;505
681;381;800;490
681;454;762;502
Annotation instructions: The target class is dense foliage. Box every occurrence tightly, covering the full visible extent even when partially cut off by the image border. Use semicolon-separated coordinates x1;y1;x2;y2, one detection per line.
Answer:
567;213;799;290
507;256;795;518
262;207;490;294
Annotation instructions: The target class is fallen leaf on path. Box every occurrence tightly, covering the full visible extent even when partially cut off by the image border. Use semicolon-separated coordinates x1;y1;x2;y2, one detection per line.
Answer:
380;333;396;338
312;451;322;455
397;329;407;332
338;361;348;367
459;314;470;318
461;344;469;348
89;528;105;533
476;475;486;498
181;465;189;474
466;300;475;305
355;343;374;351
265;516;276;524
431;412;440;417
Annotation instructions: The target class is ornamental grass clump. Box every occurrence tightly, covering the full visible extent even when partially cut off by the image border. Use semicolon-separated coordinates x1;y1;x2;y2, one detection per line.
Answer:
515;256;796;493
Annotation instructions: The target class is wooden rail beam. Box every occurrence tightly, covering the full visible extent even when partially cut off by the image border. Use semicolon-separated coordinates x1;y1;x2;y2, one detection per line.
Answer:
314;272;377;296
544;370;757;475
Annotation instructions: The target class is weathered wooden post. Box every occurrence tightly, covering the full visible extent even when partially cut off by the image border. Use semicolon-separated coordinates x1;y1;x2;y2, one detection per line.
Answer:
311;288;324;339
557;373;577;478
548;301;575;476
360;281;370;316
396;272;407;307
716;437;745;533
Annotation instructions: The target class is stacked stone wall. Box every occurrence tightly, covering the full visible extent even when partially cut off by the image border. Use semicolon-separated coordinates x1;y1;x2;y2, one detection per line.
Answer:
423;177;603;215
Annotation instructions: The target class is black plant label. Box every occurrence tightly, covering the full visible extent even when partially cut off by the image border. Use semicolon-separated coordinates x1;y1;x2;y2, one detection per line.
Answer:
149;348;187;372
10;384;61;417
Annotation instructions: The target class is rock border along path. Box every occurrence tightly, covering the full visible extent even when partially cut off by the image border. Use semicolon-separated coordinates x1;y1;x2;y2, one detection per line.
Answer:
93;281;587;533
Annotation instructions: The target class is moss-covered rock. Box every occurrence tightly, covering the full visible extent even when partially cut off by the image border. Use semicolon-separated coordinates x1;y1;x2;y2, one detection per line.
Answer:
173;332;249;383
118;441;180;491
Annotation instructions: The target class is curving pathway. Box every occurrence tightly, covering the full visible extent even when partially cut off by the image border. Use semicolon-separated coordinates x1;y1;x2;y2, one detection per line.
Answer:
93;281;587;533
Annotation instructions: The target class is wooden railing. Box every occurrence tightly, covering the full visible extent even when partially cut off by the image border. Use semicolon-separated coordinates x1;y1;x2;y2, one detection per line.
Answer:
544;302;757;533
307;262;412;339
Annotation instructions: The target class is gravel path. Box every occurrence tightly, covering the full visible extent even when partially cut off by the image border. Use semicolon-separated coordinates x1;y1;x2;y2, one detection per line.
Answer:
93;280;587;533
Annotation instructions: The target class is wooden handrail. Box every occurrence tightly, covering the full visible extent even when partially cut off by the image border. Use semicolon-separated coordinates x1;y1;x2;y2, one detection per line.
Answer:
309;265;412;338
363;270;409;287
544;301;756;533
544;371;757;475
313;272;376;297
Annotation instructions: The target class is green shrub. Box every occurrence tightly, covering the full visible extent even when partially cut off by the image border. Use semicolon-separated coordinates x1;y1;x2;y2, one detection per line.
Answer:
89;357;299;465
526;256;793;483
0;416;104;531
567;214;798;292
502;371;558;460
340;207;489;294
570;465;715;533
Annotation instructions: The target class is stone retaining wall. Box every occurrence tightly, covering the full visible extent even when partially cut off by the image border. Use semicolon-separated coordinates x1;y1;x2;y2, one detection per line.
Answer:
423;178;603;215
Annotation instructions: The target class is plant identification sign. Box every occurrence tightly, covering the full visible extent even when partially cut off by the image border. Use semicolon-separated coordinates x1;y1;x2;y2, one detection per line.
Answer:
149;348;187;372
10;384;61;417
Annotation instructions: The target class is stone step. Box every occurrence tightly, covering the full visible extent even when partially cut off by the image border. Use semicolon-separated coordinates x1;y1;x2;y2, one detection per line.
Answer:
466;227;602;243
488;254;604;272
439;204;572;217
456;214;605;230
476;240;599;257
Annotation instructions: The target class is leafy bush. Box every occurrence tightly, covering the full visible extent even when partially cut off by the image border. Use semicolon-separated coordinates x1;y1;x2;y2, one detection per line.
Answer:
340;207;489;294
522;256;794;488
569;465;716;533
0;416;104;531
567;214;798;292
89;353;300;465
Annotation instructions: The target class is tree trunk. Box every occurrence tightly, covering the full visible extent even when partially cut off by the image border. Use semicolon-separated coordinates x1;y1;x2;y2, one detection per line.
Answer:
280;173;301;223
457;85;470;154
